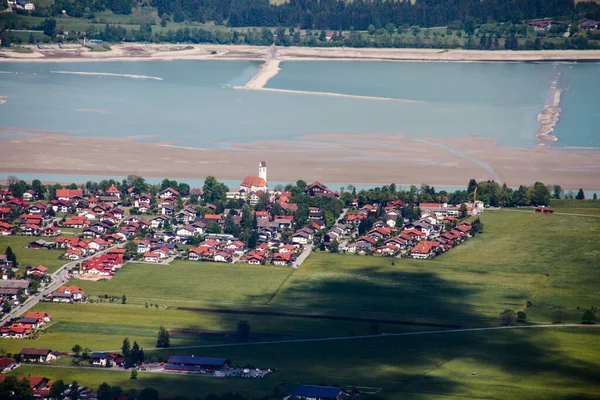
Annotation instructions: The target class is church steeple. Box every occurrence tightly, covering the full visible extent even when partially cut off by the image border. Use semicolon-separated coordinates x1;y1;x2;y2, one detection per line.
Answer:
258;161;267;183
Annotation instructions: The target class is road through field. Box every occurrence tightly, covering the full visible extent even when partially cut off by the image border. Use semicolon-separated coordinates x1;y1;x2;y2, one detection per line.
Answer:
100;323;600;352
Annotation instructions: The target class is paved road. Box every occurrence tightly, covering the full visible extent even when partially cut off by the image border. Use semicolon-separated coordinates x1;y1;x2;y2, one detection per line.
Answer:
0;245;121;326
97;323;600;353
293;243;312;268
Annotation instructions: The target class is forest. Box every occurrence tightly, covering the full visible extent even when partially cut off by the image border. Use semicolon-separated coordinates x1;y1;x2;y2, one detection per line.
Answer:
27;0;578;30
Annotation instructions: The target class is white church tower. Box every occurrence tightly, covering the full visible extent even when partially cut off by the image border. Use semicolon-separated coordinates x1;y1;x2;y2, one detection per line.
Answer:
258;161;267;184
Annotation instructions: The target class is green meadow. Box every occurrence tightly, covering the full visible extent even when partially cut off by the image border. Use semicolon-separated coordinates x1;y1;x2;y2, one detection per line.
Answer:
0;235;64;273
2;208;600;398
11;327;600;399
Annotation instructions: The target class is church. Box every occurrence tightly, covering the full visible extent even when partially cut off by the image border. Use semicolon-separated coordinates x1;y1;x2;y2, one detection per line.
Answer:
240;161;268;192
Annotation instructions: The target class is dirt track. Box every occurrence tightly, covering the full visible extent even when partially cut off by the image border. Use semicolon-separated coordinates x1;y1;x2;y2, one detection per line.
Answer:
176;307;461;329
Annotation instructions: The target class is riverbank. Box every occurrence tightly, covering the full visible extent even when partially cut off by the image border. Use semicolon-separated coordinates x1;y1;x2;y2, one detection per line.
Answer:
3;44;600;63
0;129;598;190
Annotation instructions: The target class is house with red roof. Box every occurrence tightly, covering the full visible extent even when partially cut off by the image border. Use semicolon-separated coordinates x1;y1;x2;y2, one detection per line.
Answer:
52;286;84;302
0;206;12;219
356;236;376;251
214;251;233;263
24;311;52;324
56;189;83;201
0;323;32;338
272;252;292;266
159;187;180;200
63;216;90;228
246;251;267;265
305;182;333;197
105;184;121;199
0;357;18;372
26;265;48;278
19;348;57;363
144;252;160;263
403;228;427;240
188;246;209;261
411;240;442;259
0;221;12;236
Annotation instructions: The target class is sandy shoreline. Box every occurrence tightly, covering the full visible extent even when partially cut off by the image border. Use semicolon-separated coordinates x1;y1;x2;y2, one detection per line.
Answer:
2;44;600;63
0;129;598;190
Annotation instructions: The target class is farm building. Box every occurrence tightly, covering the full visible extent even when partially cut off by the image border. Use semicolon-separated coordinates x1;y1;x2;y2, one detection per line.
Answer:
164;356;229;373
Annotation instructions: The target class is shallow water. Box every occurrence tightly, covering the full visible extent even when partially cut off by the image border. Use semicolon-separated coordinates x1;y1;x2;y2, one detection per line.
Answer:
0;59;599;148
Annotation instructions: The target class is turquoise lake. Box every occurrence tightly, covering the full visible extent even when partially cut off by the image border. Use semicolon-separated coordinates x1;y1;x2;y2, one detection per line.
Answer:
0;59;599;148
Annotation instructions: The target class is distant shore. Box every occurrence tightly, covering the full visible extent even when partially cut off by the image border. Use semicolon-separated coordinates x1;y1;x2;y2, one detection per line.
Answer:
2;44;600;63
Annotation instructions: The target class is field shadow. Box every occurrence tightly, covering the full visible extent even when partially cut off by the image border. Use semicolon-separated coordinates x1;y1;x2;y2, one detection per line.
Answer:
163;263;600;398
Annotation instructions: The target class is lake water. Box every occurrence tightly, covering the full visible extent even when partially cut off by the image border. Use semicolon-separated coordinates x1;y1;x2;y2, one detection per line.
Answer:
1;59;599;148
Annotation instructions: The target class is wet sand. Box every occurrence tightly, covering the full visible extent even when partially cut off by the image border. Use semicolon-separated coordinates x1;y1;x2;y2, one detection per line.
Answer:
3;44;600;63
0;129;598;190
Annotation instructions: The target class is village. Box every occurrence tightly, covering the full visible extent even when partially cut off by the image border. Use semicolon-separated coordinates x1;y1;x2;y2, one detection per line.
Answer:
0;162;483;342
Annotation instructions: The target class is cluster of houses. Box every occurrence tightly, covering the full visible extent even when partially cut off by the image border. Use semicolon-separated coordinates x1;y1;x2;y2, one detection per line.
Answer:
0;311;52;338
328;201;479;259
1;164;483;271
526;19;598;32
0;284;84;338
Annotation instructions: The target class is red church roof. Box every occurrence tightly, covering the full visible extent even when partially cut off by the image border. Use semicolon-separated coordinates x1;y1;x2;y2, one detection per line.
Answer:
240;175;266;188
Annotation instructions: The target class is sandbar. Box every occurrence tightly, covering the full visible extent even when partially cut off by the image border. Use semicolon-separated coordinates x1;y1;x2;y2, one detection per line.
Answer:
0;129;598;190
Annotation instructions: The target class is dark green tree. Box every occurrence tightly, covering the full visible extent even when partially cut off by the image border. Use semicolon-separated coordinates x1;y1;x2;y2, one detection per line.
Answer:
530;182;550;206
156;326;170;348
69;381;79;400
552;185;563;199
121;337;131;359
203;176;229;204
121;294;127;304
517;311;527;322
500;309;517;326
582;310;596;324
576;188;585;200
43;18;57;37
71;344;82;355
5;246;16;267
97;382;112;400
553;310;566;324
49;380;67;398
330;239;339;253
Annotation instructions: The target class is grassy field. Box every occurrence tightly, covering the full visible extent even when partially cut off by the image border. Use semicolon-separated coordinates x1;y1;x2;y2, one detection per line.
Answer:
10;327;600;399
549;199;600;216
75;260;292;304
0;236;65;273
2;208;599;398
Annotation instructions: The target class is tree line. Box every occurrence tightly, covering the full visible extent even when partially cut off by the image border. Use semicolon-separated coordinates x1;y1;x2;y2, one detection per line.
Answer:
16;0;577;30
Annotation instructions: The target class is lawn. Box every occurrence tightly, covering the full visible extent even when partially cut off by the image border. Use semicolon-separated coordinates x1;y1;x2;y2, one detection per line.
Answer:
0;235;65;273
